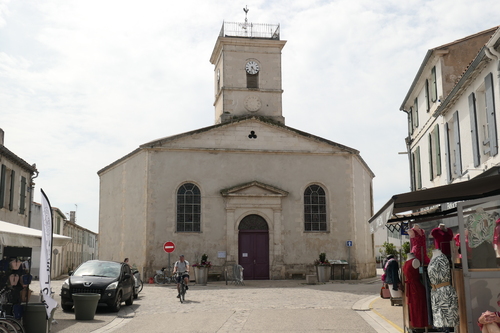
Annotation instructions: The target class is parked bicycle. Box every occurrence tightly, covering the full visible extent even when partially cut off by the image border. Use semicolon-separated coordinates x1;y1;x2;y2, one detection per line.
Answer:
132;269;143;298
154;267;174;284
175;272;187;303
0;287;25;333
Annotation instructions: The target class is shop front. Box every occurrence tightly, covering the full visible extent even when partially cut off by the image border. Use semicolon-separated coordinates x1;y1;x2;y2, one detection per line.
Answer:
370;173;500;333
0;220;71;317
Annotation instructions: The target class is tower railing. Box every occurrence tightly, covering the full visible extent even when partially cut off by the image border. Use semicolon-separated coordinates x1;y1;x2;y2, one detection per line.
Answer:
219;21;280;40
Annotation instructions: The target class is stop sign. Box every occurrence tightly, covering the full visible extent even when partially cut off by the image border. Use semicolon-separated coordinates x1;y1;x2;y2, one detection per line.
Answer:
163;241;175;253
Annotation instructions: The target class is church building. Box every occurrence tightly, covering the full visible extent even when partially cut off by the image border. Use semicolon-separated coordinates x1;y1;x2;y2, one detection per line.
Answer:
98;20;376;280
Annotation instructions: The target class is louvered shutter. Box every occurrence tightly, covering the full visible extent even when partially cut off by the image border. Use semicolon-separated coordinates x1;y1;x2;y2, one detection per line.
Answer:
414;98;419;128
453;111;462;176
485;73;498;156
428;133;434;180
415;146;422;189
409;107;414;134
0;165;5;208
9;170;15;211
431;67;437;102
468;93;480;166
444;123;452;183
425;79;430;112
20;176;26;214
434;125;442;176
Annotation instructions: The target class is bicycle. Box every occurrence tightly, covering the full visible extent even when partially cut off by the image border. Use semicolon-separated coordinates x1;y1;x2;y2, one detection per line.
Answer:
175;272;187;303
132;269;143;298
154;267;174;284
0;287;25;333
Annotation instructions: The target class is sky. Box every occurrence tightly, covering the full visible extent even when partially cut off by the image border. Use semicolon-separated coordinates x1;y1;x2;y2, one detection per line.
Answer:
1;0;500;233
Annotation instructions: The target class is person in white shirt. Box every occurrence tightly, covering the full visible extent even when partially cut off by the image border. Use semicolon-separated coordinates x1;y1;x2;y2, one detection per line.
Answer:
173;255;190;298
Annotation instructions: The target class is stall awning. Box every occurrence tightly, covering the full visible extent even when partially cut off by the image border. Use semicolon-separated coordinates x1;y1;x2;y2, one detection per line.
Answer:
369;173;500;233
0;220;71;247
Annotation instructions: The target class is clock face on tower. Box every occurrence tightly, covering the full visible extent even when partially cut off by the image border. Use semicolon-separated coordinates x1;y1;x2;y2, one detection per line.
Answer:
245;61;260;75
244;96;262;112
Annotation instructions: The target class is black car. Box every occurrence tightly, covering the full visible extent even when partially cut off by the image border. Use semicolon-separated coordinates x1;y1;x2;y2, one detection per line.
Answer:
60;260;135;312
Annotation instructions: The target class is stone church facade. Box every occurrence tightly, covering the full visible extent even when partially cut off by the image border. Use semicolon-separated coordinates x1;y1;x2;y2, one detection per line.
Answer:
98;22;376;280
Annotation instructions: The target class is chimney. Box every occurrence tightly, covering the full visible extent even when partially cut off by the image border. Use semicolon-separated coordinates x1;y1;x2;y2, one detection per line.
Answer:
70;211;76;223
0;128;4;146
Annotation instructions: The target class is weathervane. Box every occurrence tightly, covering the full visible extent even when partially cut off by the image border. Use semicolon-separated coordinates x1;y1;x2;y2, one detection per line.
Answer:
241;5;251;30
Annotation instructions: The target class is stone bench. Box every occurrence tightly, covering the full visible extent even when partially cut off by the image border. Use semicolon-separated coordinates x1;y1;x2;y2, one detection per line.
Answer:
306;275;317;284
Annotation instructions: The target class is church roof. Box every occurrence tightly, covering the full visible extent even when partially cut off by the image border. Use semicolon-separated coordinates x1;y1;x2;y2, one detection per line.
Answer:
140;115;359;152
98;116;374;177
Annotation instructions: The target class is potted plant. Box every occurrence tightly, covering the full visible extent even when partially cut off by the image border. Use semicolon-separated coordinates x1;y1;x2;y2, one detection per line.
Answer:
192;254;212;285
314;253;331;282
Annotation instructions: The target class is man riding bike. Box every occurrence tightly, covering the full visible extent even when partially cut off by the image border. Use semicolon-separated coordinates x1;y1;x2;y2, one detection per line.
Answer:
172;254;190;298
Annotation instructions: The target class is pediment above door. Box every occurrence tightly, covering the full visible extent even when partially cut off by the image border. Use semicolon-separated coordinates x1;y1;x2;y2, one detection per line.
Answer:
220;181;288;197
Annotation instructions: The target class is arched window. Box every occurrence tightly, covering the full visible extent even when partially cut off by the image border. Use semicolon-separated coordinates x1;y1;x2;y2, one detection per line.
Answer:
176;183;201;232
304;184;327;231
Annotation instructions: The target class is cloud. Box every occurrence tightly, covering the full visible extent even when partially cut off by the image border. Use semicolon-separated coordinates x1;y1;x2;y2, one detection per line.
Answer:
1;0;500;232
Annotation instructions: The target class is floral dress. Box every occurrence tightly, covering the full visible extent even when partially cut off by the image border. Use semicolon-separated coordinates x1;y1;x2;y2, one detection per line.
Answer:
427;252;459;327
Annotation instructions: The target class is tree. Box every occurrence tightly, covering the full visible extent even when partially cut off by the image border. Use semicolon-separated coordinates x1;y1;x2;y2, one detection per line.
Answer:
380;242;398;258
401;241;410;260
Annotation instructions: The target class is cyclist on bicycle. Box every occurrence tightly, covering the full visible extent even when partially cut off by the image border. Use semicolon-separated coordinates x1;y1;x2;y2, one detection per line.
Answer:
173;254;190;298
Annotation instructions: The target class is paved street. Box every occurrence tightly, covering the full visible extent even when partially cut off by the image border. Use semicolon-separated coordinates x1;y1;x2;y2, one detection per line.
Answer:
34;276;403;333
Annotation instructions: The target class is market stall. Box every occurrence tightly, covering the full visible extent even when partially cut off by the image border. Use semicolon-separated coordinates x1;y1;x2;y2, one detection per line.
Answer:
369;172;500;333
0;220;71;324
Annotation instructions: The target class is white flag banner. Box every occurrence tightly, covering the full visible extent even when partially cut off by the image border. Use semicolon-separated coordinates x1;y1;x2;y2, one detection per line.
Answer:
40;189;58;318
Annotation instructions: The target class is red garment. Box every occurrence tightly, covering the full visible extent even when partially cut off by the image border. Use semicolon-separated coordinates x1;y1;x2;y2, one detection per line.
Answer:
410;228;430;265
455;233;471;258
403;258;428;328
431;227;453;256
494;218;500;248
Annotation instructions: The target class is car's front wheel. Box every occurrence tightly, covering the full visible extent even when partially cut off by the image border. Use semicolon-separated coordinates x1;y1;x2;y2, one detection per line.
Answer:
109;291;122;312
125;290;134;306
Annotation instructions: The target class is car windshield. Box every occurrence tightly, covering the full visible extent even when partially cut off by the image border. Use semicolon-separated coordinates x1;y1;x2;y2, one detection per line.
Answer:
73;261;121;278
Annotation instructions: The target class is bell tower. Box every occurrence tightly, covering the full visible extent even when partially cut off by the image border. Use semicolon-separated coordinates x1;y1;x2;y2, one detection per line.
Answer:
210;10;286;124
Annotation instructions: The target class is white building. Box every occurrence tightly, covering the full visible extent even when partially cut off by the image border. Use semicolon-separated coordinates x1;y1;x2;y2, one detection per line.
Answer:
401;26;500;189
98;21;376;280
30;203;67;278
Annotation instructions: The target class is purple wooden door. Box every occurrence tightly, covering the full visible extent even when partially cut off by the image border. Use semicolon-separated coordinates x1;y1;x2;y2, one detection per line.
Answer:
238;231;269;280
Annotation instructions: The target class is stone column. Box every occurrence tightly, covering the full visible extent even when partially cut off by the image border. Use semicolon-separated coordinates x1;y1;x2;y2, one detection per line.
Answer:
226;209;236;262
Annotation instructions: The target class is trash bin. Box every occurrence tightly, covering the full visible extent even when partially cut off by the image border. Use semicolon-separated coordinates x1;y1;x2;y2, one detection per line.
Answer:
72;293;101;320
23;303;48;333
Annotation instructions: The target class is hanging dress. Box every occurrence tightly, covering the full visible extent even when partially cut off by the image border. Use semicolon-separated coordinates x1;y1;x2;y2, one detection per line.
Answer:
410;228;430;265
403;258;428;328
427;252;459;328
430;227;454;258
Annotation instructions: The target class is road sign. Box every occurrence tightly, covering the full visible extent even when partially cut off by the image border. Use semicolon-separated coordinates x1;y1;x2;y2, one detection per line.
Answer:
163;241;175;253
346;240;353;247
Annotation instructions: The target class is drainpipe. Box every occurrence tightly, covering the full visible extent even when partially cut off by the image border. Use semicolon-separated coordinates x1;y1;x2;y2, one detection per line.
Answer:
401;109;414;192
28;169;39;228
